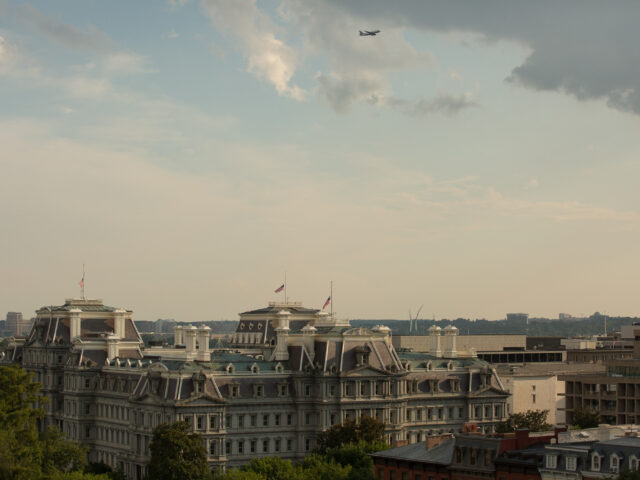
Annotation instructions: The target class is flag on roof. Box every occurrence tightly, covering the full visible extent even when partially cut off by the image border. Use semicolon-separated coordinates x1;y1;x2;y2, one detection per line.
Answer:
275;284;285;293
322;296;331;310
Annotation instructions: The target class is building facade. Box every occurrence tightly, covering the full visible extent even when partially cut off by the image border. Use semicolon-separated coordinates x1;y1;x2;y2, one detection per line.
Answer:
2;298;510;478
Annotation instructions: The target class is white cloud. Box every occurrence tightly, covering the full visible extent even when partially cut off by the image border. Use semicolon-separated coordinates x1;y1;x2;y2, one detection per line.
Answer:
103;52;151;74
202;0;305;100
167;28;180;39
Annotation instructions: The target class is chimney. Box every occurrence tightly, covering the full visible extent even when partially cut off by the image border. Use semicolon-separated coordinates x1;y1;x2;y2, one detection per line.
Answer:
429;325;442;357
443;325;458;358
273;310;290;361
114;309;126;338
197;326;211;361
302;324;317;362
426;434;451;450
174;325;184;346
184;325;197;355
69;308;82;340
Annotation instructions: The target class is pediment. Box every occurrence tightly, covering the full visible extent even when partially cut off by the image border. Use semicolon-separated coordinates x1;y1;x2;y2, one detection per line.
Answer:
468;386;510;398
341;365;391;377
176;393;226;406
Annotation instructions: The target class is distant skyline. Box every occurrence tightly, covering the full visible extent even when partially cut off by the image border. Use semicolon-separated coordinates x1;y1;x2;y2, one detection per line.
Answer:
2;1;640;322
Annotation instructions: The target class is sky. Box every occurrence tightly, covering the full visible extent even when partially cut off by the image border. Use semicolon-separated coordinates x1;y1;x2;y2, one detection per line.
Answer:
2;0;640;322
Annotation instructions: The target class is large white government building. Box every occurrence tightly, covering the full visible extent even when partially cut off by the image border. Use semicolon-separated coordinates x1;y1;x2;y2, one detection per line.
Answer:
1;297;509;479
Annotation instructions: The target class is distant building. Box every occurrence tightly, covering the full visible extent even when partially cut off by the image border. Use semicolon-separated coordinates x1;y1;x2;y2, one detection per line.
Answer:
559;313;573;320
5;311;32;336
507;313;529;325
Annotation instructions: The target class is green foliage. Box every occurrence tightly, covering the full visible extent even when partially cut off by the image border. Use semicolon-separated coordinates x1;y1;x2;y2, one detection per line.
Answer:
240;457;301;480
147;421;212;480
323;441;387;480
617;470;640;480
318;416;386;452
495;409;552;433
571;408;601;429
0;365;98;480
300;454;351;480
214;469;266;480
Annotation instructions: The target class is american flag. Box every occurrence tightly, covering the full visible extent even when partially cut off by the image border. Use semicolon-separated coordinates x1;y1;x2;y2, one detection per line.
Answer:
322;296;331;310
275;284;285;293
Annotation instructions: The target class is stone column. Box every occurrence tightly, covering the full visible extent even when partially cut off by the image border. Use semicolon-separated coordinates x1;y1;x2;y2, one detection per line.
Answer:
428;325;442;357
69;308;82;340
114;309;126;338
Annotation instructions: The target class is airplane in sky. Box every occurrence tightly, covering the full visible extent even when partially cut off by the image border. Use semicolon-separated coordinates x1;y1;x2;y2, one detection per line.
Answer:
359;30;380;36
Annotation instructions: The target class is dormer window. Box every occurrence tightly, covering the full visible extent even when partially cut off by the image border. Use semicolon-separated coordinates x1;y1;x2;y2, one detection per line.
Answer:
253;384;264;398
545;455;558;469
592;453;602;471
630;456;638;471
275;363;284;373
611;455;619;473
278;383;289;397
566;456;577;471
229;384;240;398
450;379;460;392
355;346;371;366
429;379;439;393
408;380;418;394
226;363;235;374
250;363;259;374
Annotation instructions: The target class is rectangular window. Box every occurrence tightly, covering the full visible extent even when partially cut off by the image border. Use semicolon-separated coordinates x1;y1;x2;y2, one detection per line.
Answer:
287;414;293;426
251;415;257;427
546;455;558;469
305;384;312;396
275;414;281;426
209;415;217;429
250;440;256;453
237;441;244;454
226;415;232;428
238;415;244;428
406;409;412;421
263;440;269;452
448;407;454;419
275;439;281;452
402;472;408;480
305;439;311;451
345;384;352;396
225;441;231;455
287;439;292;451
263;415;269;427
197;415;204;430
330;385;337;396
566;456;577;471
305;413;312;425
209;441;216;455
416;409;422;421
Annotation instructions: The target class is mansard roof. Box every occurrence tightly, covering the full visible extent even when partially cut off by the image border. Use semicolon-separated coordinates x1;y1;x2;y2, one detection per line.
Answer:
397;351;490;370
240;305;319;315
37;299;131;314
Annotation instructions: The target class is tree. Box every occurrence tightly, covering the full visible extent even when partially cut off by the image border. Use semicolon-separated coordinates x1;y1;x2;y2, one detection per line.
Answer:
0;365;102;480
617;470;640;480
324;441;387;480
317;416;387;452
147;421;212;480
300;454;351;480
571;408;601;429
495;409;552;433
240;457;302;480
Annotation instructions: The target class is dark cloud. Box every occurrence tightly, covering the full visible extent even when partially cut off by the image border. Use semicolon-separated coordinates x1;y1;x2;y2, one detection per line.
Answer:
15;4;114;52
326;0;640;115
387;94;477;116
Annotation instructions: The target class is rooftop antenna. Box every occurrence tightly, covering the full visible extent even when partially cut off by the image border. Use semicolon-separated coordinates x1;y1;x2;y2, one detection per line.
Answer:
78;264;85;300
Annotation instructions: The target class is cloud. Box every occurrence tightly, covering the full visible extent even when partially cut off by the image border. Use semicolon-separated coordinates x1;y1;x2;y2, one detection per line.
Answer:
386;93;476;116
524;178;539;190
103;52;151;74
316;71;386;114
327;0;640;116
167;28;179;39
15;4;114;52
201;0;305;100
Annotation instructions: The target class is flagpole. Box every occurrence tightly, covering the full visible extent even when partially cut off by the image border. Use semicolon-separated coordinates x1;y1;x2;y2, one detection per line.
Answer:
284;272;287;304
81;264;85;300
330;280;333;318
